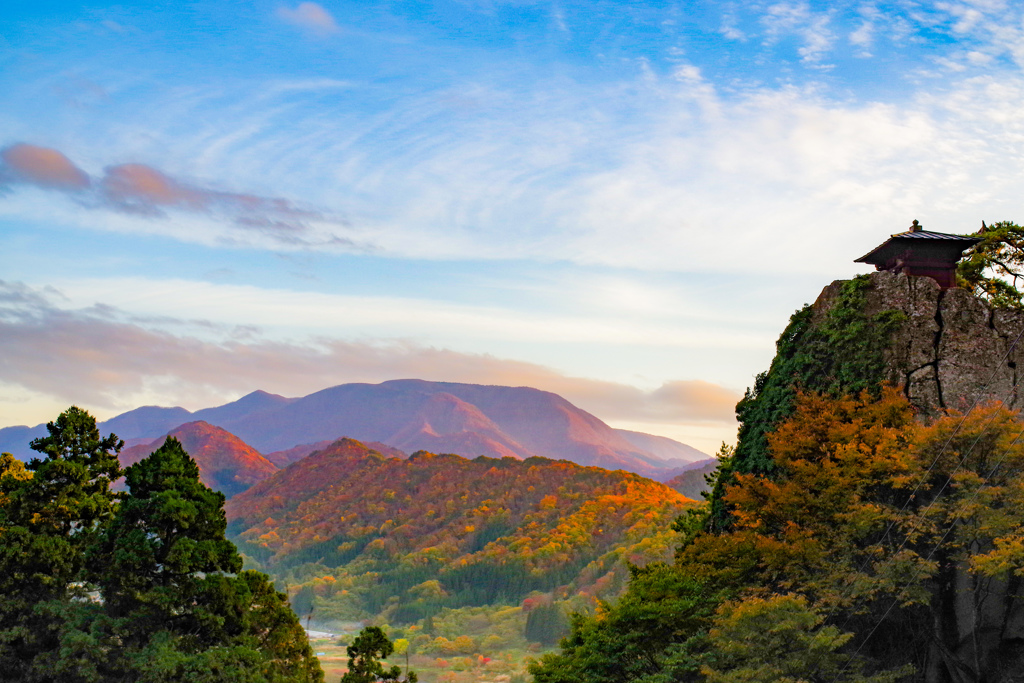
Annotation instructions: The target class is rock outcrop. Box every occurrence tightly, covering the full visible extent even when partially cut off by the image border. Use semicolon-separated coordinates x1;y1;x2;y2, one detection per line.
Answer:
813;270;1024;416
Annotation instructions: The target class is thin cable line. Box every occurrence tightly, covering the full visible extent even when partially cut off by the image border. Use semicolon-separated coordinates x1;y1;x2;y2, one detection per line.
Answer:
828;422;1024;683
787;300;1024;673
829;399;1019;633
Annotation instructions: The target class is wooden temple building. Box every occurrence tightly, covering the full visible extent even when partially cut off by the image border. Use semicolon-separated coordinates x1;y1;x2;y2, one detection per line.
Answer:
855;220;982;289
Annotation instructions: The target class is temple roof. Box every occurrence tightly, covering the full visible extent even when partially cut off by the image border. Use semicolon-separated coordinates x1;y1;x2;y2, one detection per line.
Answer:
855;225;982;265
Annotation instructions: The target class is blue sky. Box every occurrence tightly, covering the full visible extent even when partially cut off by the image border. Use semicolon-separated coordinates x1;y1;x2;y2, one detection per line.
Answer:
2;0;1024;452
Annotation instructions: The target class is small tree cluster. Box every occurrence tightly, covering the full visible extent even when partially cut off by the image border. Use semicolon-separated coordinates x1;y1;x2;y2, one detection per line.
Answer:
341;626;417;683
958;220;1024;308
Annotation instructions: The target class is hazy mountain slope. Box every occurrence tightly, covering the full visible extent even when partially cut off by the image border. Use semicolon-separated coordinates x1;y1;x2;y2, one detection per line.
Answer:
391;380;682;468
226;437;695;623
210;382;428;451
120;421;278;497
192;389;296;426
263;440;335;468
615;429;710;463
386;392;538;459
0;425;46;459
202;380;697;476
663;458;718;500
100;406;194;440
0;407;194;459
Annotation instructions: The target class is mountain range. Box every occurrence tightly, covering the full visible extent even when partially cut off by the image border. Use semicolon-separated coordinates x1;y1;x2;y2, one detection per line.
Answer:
0;380;708;483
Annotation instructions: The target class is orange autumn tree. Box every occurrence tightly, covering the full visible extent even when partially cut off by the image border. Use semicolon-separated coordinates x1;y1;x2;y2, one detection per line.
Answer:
534;386;1024;683
678;386;1024;681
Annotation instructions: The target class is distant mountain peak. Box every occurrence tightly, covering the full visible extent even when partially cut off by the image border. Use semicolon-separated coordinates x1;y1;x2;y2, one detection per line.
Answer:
119;420;277;498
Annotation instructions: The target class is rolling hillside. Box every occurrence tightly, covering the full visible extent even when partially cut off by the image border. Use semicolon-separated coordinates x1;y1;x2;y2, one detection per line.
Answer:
663;458;718;500
226;437;697;625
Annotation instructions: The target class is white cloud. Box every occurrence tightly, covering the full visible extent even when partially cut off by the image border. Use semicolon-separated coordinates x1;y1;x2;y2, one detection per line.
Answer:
12;61;1024;280
12;41;1024;285
43;275;774;352
849;3;883;55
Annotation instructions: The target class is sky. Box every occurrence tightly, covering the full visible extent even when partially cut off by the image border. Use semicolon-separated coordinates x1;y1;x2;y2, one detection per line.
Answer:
2;0;1024;454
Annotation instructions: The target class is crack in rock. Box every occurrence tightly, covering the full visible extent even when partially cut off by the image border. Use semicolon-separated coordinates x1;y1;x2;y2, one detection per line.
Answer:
817;271;1024;417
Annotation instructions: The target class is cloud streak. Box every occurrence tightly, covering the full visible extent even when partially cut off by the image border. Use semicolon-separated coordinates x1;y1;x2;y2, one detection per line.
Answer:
0;143;363;250
0;281;740;438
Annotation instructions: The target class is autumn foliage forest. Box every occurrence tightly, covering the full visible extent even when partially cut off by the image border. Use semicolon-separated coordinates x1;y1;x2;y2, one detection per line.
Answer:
226;439;695;630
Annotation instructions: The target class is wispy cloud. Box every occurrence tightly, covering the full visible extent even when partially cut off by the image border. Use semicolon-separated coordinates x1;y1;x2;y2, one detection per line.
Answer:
762;2;835;63
0;143;364;250
0;281;740;441
276;2;340;37
848;4;879;56
8;52;1024;277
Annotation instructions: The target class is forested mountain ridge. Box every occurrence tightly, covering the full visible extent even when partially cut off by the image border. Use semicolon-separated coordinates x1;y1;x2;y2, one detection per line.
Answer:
663;458;717;500
225;437;696;626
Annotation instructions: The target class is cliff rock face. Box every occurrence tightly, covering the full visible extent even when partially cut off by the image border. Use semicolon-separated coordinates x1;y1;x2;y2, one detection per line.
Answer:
813;270;1024;416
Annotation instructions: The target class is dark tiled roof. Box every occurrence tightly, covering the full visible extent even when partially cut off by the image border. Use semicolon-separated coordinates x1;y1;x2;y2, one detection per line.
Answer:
886;229;982;241
855;229;982;263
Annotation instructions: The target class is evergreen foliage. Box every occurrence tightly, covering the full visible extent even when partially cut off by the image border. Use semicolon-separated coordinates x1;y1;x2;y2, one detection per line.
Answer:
529;564;719;683
696;595;910;683
0;408;323;683
710;275;906;526
957;220;1024;308
523;602;568;646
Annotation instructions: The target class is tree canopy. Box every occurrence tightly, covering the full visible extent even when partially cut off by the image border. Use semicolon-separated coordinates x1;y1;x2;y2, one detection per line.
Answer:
530;387;1024;683
0;407;323;683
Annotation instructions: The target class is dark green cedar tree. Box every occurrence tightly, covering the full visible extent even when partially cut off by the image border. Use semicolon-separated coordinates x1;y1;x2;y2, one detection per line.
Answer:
529;564;719;683
0;406;123;681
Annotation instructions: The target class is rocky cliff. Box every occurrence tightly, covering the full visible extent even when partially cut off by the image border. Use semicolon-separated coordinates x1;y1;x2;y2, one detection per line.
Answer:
813;270;1024;416
729;270;1024;481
